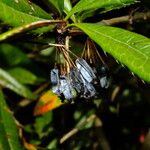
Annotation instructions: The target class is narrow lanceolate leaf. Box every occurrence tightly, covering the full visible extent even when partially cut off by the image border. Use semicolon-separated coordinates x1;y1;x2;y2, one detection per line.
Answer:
65;0;137;20
0;68;36;99
0;1;52;32
73;23;150;82
0;90;24;150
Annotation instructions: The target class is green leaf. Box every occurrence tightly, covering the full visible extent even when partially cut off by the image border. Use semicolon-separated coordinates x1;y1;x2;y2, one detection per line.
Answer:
0;44;29;67
34;111;53;139
72;23;150;82
0;90;24;150
64;0;72;14
43;0;64;15
64;0;76;22
0;68;36;99
65;0;137;20
1;0;51;19
0;1;52;32
8;67;45;85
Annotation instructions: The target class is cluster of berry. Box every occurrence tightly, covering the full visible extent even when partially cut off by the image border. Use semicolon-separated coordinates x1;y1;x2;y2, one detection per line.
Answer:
50;58;110;103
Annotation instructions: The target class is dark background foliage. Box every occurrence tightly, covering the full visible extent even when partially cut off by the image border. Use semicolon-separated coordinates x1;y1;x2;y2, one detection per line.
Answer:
0;0;150;150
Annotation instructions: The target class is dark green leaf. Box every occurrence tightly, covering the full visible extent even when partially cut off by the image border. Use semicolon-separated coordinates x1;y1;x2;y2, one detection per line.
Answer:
43;0;64;15
0;90;24;150
0;68;36;99
0;44;28;67
8;67;45;85
34;111;53;138
65;0;137;20
72;23;150;82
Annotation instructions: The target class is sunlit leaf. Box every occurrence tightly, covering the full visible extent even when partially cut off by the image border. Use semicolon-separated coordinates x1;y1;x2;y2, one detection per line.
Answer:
34;91;62;116
0;0;52;27
66;0;137;20
64;0;76;22
0;90;24;150
1;0;51;19
72;23;150;82
0;1;54;34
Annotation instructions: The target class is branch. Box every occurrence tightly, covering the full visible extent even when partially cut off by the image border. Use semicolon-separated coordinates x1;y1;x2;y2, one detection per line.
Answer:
100;11;150;26
60;114;97;144
0;20;65;42
18;82;50;107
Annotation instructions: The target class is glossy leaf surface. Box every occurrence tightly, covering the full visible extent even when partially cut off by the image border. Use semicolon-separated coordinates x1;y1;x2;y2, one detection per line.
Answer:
0;0;51;25
1;0;51;19
0;1;52;32
73;23;150;82
64;0;76;22
66;0;137;20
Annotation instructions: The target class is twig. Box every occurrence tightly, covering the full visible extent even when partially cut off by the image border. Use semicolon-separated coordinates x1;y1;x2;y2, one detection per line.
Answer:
0;20;66;42
18;82;50;107
48;43;65;47
60;114;96;144
100;12;150;26
111;85;121;102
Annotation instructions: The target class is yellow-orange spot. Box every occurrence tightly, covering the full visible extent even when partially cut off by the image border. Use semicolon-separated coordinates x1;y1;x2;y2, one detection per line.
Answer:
33;91;62;116
23;137;37;150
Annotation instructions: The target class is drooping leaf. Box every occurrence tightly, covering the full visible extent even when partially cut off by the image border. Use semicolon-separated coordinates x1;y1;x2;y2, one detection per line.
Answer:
72;23;150;82
0;1;52;33
65;0;137;20
0;68;36;99
8;67;45;85
0;1;50;26
34;91;62;116
0;90;24;150
0;44;29;67
1;0;51;19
